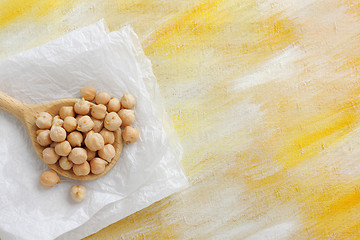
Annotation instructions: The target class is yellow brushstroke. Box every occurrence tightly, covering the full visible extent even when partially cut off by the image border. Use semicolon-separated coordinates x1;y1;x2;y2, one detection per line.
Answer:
274;103;358;168
0;0;64;28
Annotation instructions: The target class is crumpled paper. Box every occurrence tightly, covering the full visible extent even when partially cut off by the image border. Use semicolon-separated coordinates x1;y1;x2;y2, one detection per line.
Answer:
0;20;189;240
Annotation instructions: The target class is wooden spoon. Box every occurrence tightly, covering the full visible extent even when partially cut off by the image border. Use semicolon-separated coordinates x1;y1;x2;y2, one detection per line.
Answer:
0;91;123;181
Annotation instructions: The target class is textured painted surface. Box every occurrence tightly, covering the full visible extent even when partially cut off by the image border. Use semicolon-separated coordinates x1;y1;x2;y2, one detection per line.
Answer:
1;0;360;239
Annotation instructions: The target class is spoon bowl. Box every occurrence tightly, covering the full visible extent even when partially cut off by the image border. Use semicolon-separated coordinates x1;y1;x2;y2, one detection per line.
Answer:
0;91;122;181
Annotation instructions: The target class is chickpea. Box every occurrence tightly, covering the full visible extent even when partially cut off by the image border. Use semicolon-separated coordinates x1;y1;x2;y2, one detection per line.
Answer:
70;185;86;202
37;130;52;147
74;98;91;115
76;116;94;132
121;93;136;109
91;118;103;133
50;126;67;142
80;86;97;101
68;147;87;164
73;161;90;176
95;91;111;105
63;116;77;132
82;131;89;140
59;106;75;120
99;129;115;144
84;131;104;151
67;131;83;147
52;115;63;128
59;156;73;170
36;129;45;135
104;112;122;131
118;109;135;127
36;112;52;129
98;144;116;162
90;158;108;174
40;170;60;188
55;140;72;156
42;147;60;164
90;104;107;119
75;115;85;121
86;148;96;161
122;126;139;145
50;142;58;148
107;97;121;112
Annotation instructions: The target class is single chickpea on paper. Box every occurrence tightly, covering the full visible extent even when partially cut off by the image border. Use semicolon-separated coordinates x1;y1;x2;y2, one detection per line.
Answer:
70;185;86;202
40;170;60;188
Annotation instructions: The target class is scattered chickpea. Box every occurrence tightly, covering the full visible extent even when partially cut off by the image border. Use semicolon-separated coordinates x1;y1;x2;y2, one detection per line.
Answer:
50;126;67;142
54;141;72;157
40;170;60;188
67;131;83;147
73;161;90;176
107;97;121;112
90;158;108;174
91;118;103;133
95;91;111;105
52;115;63;128
59;156;73;170
118;109;135;127
37;130;52;147
42;147;60;164
84;131;105;151
98;144;116;162
99;129;115;144
68;147;87;164
63;116;77;132
36;112;52;129
74;98;91;115
59;106;75;120
122;126;139;145
80;86;96;101
121;93;136;109
70;185;86;202
91;104;107;119
104;112;122;131
86;148;96;161
77;116;94;132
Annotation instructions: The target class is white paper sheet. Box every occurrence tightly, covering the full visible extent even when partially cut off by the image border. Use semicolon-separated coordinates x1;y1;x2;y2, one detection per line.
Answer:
0;20;188;240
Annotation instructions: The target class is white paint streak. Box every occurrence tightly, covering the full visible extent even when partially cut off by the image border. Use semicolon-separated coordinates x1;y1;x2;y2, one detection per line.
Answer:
181;101;263;159
244;222;297;240
229;46;304;92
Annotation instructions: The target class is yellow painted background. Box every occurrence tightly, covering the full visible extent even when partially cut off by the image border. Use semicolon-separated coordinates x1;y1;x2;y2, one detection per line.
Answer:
1;0;360;239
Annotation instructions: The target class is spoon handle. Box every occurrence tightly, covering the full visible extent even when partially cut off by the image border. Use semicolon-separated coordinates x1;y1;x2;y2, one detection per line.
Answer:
0;91;27;121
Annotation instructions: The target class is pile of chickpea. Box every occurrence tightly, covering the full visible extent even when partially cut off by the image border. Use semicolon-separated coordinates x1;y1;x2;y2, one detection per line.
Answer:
36;86;139;202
